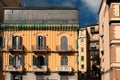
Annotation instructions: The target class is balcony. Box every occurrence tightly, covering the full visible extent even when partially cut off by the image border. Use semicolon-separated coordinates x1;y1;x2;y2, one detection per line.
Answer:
56;66;72;72
5;65;23;72
56;45;74;52
7;45;23;51
89;46;99;51
31;45;48;52
31;66;47;72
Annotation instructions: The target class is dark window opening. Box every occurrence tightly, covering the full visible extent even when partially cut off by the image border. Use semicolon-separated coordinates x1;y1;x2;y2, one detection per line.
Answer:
91;27;95;33
61;55;68;66
0;56;2;71
33;55;48;66
0;37;4;48
11;74;22;80
61;76;68;80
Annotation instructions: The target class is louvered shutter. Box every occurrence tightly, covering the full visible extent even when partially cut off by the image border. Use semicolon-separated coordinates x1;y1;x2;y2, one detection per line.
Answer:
20;56;24;65
0;56;2;71
33;55;38;66
36;36;39;49
44;56;48;66
43;36;46;50
16;36;21;50
12;36;15;50
9;55;14;66
2;37;5;48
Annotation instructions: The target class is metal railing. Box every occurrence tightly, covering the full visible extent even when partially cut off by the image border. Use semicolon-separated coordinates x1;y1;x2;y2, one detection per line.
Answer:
7;45;23;51
56;45;73;51
31;45;48;51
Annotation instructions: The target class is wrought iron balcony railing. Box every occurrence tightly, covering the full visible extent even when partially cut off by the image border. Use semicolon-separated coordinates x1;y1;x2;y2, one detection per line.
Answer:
31;45;48;51
56;66;72;72
5;65;23;72
31;66;47;72
7;45;23;51
56;45;74;52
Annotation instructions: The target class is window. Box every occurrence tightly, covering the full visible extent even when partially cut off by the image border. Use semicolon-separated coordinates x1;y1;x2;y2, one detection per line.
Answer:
36;36;46;50
36;76;44;80
33;55;48;66
81;48;84;52
61;55;68;66
61;76;68;80
81;56;84;61
9;55;24;66
91;27;95;32
81;39;84;42
90;52;95;59
0;37;4;48
12;36;22;49
81;64;84;69
61;36;68;50
12;74;22;80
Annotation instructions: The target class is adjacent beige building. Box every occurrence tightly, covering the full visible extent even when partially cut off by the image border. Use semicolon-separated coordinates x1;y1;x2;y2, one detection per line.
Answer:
78;24;100;80
99;0;120;80
78;28;87;80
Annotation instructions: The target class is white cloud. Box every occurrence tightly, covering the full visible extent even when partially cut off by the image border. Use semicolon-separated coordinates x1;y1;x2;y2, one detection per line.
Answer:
81;0;102;13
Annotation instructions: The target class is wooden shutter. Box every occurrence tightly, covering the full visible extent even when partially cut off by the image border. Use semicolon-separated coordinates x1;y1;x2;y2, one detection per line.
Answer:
0;56;2;71
2;37;5;48
43;36;46;49
12;35;15;49
44;56;48;66
16;36;22;49
9;55;14;66
20;56;24;65
33;55;38;66
36;36;39;49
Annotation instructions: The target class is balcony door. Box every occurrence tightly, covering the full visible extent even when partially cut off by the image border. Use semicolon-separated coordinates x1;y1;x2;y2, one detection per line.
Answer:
12;36;22;50
61;76;68;80
11;73;22;80
33;55;48;66
61;55;68;66
61;36;68;50
36;36;46;50
9;55;24;67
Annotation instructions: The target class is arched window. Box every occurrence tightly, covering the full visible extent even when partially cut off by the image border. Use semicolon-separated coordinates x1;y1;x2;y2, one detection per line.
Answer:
38;55;44;66
61;55;68;66
61;36;68;50
36;36;46;50
12;36;22;50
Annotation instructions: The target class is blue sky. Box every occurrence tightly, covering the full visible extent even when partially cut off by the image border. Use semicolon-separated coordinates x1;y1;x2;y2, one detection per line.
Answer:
20;0;102;27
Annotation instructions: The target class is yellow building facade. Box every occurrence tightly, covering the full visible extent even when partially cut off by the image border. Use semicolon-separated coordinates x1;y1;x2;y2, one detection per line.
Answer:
0;8;79;80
